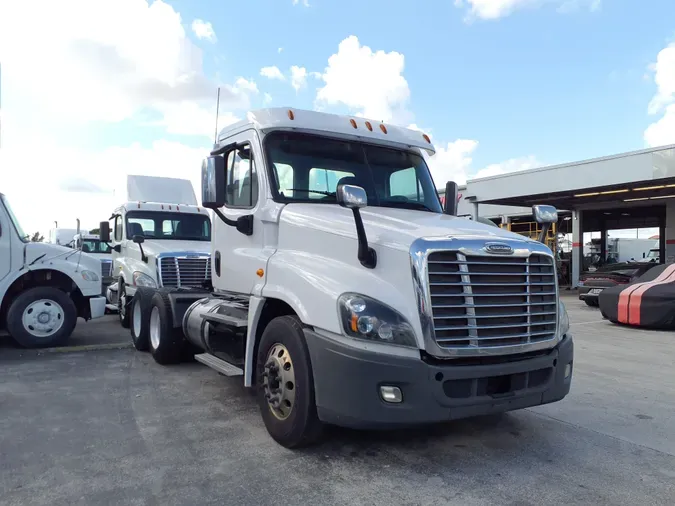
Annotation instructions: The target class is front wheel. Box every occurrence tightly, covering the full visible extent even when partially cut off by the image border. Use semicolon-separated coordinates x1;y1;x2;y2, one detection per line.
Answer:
256;315;323;448
118;281;130;328
130;287;154;351
6;287;78;348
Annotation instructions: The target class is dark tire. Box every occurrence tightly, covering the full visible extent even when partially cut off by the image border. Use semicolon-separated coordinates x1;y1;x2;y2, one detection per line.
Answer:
256;315;323;448
6;287;78;348
148;291;184;365
118;280;130;328
130;287;154;351
584;299;599;307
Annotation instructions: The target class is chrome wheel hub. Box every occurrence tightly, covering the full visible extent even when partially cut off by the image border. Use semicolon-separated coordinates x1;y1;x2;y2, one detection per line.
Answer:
263;343;296;420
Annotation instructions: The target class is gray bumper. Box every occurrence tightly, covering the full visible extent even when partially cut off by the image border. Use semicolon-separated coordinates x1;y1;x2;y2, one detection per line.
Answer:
304;330;574;430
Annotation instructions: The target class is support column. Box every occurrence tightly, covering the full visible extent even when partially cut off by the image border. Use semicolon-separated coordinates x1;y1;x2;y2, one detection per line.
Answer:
665;202;675;263
572;210;583;288
600;225;607;264
472;202;479;221
501;215;511;229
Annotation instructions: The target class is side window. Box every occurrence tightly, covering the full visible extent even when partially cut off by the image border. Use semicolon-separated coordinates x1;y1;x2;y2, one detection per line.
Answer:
308;168;353;199
389;167;424;202
114;216;123;241
225;144;258;208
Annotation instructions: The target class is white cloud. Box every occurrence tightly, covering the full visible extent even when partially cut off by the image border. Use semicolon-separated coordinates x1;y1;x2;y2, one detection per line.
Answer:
424;137;539;186
191;19;216;42
278;47;284;53
0;0;253;133
260;66;286;80
292;0;310;6
0;114;209;235
644;43;675;147
647;43;675;115
453;0;600;21
263;93;273;105
290;66;308;92
315;36;411;123
645;104;675;148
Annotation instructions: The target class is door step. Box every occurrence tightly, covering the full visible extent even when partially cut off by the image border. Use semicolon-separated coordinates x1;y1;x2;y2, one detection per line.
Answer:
195;353;244;377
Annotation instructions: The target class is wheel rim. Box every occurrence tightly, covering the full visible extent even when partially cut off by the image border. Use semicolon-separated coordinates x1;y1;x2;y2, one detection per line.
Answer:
149;306;161;350
118;289;126;320
132;299;142;338
22;299;65;338
262;343;296;421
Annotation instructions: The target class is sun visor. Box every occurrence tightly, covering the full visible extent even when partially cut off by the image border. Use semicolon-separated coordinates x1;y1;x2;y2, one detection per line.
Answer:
126;175;198;206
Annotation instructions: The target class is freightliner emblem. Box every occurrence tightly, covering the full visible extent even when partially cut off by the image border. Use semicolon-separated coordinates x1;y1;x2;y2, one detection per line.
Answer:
484;242;513;255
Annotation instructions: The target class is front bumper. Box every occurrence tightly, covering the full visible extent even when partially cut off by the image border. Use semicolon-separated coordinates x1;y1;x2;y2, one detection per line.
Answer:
89;296;107;320
305;330;573;429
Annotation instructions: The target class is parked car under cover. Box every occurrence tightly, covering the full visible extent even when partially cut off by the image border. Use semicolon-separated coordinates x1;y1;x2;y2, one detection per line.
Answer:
578;261;660;307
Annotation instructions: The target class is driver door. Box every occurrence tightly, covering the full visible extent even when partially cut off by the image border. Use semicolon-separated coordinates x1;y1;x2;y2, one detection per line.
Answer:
213;130;269;296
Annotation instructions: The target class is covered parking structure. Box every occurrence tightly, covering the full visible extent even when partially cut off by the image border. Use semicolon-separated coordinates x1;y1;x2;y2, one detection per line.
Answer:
460;144;675;288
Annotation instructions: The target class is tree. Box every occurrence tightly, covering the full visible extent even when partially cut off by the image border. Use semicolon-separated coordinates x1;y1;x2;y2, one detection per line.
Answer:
30;232;44;242
89;227;100;235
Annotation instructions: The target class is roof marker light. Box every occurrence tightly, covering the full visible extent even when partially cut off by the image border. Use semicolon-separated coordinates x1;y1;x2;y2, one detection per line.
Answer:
422;134;431;144
380;124;387;134
365;121;373;131
350;119;357;129
287;109;295;120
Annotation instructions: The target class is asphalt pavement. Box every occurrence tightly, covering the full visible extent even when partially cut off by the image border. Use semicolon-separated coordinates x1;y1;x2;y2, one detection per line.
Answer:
0;294;673;506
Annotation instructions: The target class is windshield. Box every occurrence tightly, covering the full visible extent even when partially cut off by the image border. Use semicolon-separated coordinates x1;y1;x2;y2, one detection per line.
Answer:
80;239;112;254
1;194;29;243
646;249;659;259
126;211;211;241
264;132;443;213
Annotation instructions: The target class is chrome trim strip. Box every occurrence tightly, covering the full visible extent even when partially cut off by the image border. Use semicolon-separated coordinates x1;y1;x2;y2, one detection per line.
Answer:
409;236;559;359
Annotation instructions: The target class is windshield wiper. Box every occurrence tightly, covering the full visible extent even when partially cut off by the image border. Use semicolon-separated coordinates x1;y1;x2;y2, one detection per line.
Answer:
285;189;336;197
380;201;434;212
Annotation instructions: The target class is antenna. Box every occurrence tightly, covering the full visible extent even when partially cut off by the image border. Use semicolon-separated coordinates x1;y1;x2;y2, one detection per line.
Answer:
213;87;221;145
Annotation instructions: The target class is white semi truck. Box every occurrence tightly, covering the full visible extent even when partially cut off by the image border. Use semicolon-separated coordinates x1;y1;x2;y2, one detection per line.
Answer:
0;193;106;348
101;108;573;448
104;175;212;328
72;231;114;295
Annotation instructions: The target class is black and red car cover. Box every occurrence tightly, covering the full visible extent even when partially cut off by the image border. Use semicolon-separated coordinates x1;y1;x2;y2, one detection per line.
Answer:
598;263;675;329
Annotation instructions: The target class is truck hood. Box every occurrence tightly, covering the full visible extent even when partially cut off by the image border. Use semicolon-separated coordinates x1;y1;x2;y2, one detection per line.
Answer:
23;242;103;280
281;204;537;252
139;240;211;258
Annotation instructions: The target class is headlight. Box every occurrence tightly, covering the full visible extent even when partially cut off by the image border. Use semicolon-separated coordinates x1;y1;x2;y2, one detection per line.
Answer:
133;271;157;288
559;300;570;336
81;270;100;282
338;293;417;348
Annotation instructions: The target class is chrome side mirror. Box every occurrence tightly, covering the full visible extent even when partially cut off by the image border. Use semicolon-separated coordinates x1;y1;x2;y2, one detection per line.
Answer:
337;184;367;209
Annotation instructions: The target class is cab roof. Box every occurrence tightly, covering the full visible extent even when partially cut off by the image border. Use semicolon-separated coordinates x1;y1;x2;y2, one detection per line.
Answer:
118;201;210;215
216;107;436;155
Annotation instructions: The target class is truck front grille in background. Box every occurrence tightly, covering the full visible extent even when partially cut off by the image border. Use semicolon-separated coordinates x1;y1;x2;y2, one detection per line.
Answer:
427;252;557;350
160;257;211;288
100;261;112;278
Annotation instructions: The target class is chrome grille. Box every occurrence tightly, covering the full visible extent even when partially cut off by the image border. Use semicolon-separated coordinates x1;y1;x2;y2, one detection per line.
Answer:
427;252;557;350
159;256;211;288
100;261;112;278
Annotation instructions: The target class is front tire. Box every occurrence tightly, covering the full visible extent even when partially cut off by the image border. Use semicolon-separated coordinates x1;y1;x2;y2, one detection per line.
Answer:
130;287;154;351
256;315;323;448
148;291;184;365
6;287;78;348
118;280;130;328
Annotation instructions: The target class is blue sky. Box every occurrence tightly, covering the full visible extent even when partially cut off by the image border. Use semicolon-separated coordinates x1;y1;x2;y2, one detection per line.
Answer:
1;0;675;234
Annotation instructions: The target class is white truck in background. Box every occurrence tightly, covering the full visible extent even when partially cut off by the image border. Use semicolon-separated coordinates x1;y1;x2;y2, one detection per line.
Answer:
72;231;114;296
103;107;573;448
48;225;78;246
0;193;106;348
104;175;212;328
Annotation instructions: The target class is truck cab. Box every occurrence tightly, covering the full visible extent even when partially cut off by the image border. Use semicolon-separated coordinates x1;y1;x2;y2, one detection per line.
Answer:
0;193;106;348
103;175;212;328
72;232;114;295
124;108;573;448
